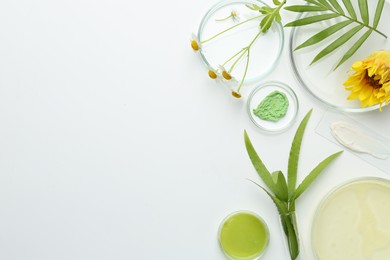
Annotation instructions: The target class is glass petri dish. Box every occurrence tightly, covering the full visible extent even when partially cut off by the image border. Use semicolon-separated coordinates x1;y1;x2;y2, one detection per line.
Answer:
289;1;390;112
311;178;390;259
247;81;298;133
218;210;269;260
197;0;284;83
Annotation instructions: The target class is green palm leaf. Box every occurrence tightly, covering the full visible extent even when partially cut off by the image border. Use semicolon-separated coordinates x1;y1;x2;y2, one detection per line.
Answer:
310;24;364;64
295;20;353;50
315;0;333;10
358;0;369;24
284;5;328;12
285;13;339;27
328;0;344;15
335;29;372;69
284;0;387;68
373;0;385;28
342;0;357;19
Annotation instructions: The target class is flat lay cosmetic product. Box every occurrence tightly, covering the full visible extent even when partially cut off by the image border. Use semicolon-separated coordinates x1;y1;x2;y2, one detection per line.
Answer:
312;178;390;260
247;81;298;133
219;211;269;260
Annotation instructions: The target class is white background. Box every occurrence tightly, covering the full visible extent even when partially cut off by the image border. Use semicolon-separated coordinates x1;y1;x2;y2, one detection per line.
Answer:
0;0;389;259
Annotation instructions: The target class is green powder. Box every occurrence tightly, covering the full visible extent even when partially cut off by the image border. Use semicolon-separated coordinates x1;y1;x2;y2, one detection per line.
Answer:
219;212;269;259
253;90;289;122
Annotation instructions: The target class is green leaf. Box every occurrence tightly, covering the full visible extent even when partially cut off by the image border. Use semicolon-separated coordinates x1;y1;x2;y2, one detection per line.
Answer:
315;0;333;10
287;110;312;198
304;0;323;6
272;171;288;202
358;0;369;24
342;0;357;19
275;12;282;23
295;20;353;50
373;0;385;28
284;13;339;27
249;180;288;215
282;212;300;260
335;29;372;69
244;131;277;193
284;5;328;12
260;14;274;32
310;24;364;64
273;0;281;6
292;151;343;201
328;0;344;15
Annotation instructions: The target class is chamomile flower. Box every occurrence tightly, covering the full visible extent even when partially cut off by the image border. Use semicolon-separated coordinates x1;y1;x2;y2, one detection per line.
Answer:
231;91;242;98
344;50;390;111
219;65;233;80
190;33;200;51
215;9;240;22
207;67;218;80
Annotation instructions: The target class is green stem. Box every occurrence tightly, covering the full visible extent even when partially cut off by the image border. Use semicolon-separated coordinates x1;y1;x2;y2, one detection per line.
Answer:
200;15;262;44
215;14;233;22
229;48;248;73
236;50;250;93
222;48;246;67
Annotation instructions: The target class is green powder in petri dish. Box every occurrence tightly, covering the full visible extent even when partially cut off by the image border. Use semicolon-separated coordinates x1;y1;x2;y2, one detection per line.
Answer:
219;212;269;260
253;90;289;122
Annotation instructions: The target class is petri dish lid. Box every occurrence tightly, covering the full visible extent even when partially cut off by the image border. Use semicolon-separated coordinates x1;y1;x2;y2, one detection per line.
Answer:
197;0;284;83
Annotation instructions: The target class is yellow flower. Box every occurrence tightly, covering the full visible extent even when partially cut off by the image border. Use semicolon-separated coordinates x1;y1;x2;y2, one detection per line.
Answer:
344;50;390;111
231;91;242;98
207;67;218;79
190;33;200;51
219;65;233;80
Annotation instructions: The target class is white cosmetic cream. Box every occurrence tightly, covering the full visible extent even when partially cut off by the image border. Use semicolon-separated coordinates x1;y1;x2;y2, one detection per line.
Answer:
312;178;390;260
330;120;390;160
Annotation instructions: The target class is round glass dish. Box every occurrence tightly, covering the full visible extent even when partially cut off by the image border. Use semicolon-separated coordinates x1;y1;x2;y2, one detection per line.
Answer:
247;81;298;133
197;0;284;83
311;177;390;259
218;211;269;260
289;1;390;112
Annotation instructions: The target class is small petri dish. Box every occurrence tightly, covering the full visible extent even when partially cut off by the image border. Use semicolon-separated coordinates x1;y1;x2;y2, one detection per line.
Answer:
218;211;269;260
311;178;390;259
247;81;298;133
197;0;284;83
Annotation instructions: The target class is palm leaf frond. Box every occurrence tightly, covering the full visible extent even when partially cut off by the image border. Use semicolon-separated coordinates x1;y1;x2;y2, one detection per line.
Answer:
285;0;387;68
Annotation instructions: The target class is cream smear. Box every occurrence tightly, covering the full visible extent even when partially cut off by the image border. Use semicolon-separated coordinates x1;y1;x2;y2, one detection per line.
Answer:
330;120;390;160
312;179;390;260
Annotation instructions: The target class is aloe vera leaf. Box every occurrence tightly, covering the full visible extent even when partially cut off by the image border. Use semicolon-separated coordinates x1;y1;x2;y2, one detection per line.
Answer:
287;110;312;199
310;24;364;64
341;0;357;19
358;0;369;24
328;0;345;15
272;171;289;202
285;13;339;27
283;213;300;259
292;151;343;201
284;5;328;12
373;0;385;28
244;131;277;194
295;20;353;50
249;180;288;215
335;29;372;69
